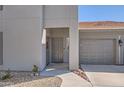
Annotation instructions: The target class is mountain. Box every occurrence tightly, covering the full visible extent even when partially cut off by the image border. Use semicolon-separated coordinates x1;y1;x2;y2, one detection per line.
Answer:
79;21;124;29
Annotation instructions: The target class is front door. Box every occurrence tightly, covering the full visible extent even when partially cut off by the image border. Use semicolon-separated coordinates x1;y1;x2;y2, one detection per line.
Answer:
51;37;64;63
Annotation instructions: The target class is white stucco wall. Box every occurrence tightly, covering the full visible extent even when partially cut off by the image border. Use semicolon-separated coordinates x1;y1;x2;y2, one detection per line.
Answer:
0;5;44;71
44;5;79;70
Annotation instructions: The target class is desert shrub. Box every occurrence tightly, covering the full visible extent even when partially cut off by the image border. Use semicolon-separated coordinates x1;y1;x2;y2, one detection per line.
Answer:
1;69;11;80
32;65;39;76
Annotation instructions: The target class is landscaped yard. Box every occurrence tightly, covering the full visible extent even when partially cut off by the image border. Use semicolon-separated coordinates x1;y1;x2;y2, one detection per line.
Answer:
0;71;62;87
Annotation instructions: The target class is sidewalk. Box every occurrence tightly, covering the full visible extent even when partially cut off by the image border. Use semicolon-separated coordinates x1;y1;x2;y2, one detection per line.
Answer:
41;63;92;87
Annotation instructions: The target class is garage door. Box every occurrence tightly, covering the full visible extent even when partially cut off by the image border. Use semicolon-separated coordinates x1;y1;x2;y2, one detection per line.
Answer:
80;39;115;64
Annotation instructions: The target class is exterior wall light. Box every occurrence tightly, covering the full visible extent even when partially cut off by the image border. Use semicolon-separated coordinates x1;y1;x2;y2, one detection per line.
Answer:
119;39;123;46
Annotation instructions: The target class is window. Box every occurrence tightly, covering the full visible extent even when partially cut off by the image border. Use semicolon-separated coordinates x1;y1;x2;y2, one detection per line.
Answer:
0;5;3;11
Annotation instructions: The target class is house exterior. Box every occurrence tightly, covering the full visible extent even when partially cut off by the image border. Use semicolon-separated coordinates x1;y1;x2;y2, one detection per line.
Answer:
0;6;124;71
0;5;79;71
79;21;124;65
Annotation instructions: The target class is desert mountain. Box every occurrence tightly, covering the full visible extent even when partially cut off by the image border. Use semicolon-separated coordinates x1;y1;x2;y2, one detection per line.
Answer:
79;21;124;29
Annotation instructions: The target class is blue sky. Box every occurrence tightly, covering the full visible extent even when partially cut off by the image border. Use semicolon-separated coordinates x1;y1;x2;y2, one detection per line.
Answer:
78;5;124;22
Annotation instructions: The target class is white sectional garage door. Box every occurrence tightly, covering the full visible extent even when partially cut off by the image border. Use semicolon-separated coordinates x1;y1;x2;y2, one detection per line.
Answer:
80;39;115;64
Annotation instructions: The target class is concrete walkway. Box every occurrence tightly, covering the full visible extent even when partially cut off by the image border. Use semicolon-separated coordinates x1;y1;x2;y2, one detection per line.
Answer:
81;65;124;87
41;63;92;87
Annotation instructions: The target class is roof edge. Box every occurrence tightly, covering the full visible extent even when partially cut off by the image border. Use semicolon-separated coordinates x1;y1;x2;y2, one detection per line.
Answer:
79;27;124;30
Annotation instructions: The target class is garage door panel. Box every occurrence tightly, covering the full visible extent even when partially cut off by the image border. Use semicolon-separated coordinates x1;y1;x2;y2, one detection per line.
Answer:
80;39;115;65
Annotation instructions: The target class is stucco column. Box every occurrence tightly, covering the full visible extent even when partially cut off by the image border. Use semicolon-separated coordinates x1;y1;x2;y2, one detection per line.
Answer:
116;36;120;64
69;26;79;70
40;6;46;71
116;35;124;65
118;35;124;65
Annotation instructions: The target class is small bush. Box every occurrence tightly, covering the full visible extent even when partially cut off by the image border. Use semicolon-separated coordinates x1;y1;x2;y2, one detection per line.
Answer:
32;65;39;76
1;69;11;80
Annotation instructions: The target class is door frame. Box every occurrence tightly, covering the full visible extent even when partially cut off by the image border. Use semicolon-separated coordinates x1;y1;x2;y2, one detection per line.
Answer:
45;28;69;69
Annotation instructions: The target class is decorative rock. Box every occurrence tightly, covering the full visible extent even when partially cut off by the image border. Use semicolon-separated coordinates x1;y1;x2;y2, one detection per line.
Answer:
0;71;62;87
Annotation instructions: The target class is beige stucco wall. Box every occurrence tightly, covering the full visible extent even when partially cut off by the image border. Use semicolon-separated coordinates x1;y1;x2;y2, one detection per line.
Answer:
0;5;78;71
46;28;69;38
0;6;43;71
0;11;2;32
0;9;3;65
0;33;3;65
44;5;79;70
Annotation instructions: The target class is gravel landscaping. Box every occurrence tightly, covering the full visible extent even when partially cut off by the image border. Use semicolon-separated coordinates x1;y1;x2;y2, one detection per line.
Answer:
73;69;91;82
73;68;93;86
0;71;62;87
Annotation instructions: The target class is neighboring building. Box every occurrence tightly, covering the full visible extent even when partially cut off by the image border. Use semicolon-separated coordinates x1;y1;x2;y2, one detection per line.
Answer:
79;21;124;65
0;5;78;71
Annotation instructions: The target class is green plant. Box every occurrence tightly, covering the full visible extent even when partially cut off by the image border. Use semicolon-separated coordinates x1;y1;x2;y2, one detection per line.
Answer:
32;65;39;76
1;69;11;80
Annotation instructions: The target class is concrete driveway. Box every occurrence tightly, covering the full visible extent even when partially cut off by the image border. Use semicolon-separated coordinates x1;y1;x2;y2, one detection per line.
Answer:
41;63;92;87
81;65;124;87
